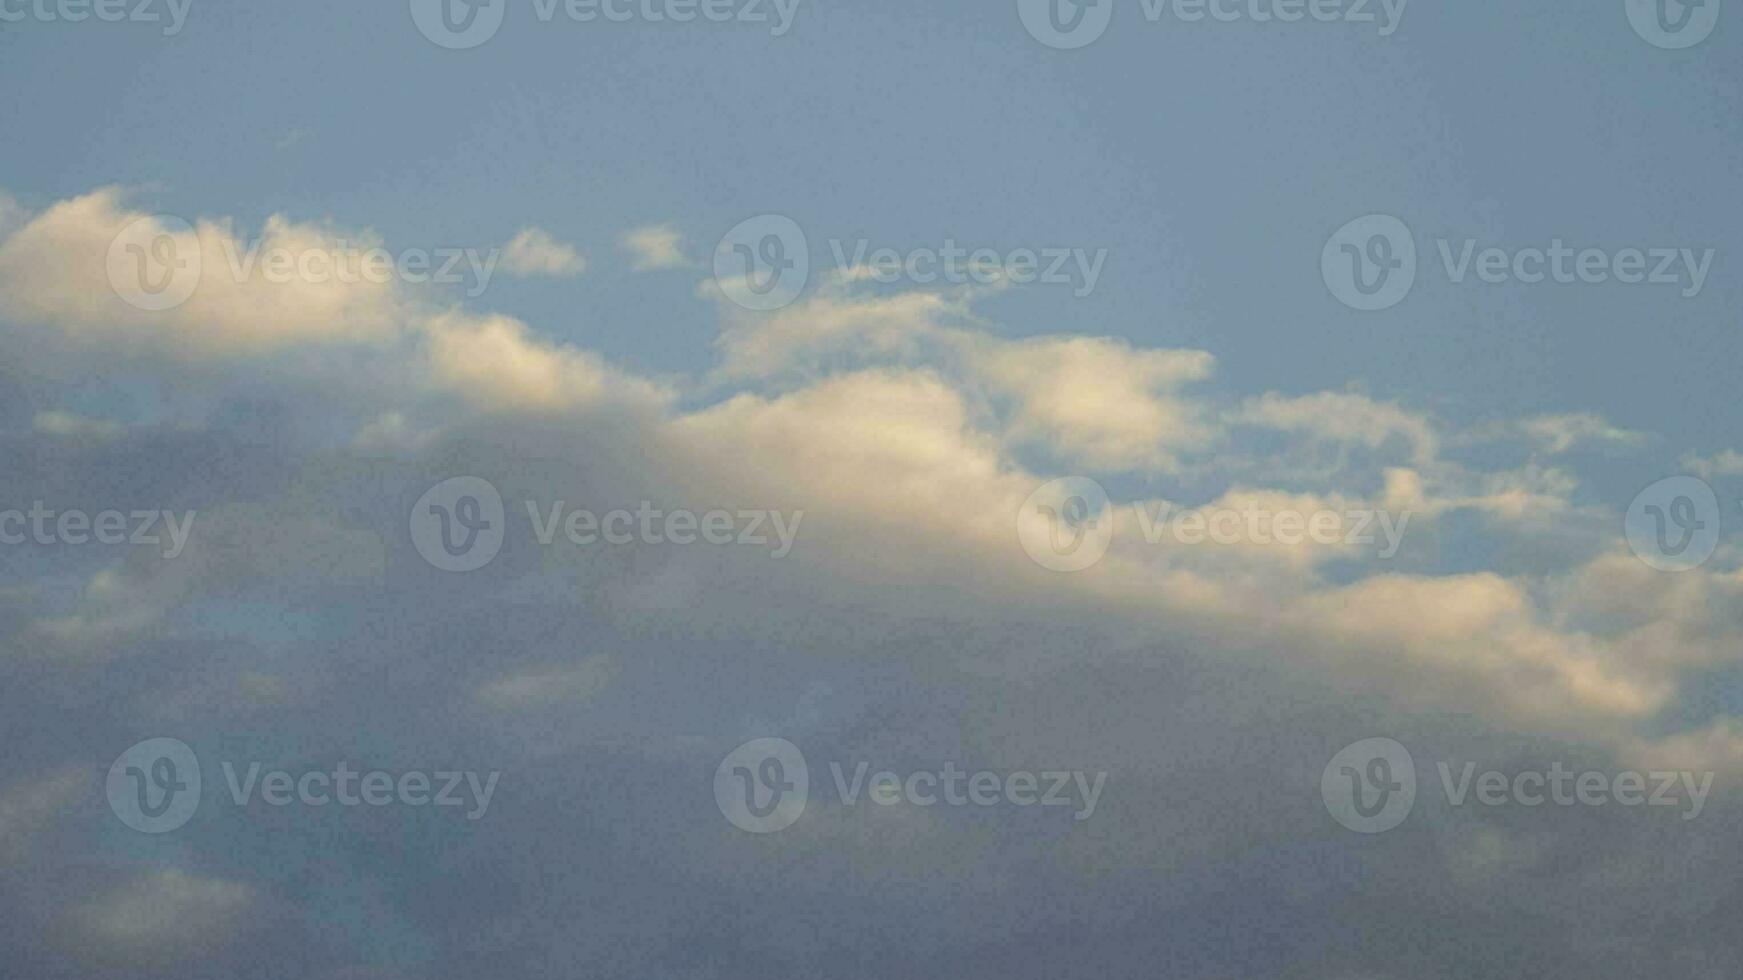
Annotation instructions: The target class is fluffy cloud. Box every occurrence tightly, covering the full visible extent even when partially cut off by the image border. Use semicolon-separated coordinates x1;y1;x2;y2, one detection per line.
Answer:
421;311;670;414
1683;448;1743;478
968;335;1216;472
1517;412;1649;454
4;185;1741;980
1231;390;1439;466
713;282;965;380
0;188;407;359
500;227;586;278
621;222;689;271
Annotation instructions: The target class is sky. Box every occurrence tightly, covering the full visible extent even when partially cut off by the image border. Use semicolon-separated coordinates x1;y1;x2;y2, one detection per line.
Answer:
2;1;1743;977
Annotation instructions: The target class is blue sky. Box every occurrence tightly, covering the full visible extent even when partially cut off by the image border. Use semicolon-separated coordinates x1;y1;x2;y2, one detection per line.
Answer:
6;1;1738;442
2;2;1743;978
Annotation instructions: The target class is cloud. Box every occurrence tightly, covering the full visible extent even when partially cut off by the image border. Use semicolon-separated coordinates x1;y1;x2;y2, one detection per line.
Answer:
0;191;24;240
1231;390;1439;466
3;188;1731;763
0;188;407;359
422;311;670;415
66;870;253;964
6;185;1743;980
968;335;1216;472
32;410;125;442
620;223;689;271
477;656;621;710
1517;413;1649;454
500;227;586;278
26;564;186;656
0;769;84;862
1682;448;1743;479
714;282;965;380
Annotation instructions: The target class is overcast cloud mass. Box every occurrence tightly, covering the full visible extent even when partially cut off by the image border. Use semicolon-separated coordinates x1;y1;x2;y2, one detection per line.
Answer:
2;1;1742;977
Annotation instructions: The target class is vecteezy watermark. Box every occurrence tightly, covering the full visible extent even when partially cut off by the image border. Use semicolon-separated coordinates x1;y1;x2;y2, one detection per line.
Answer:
0;503;195;558
711;213;1108;311
524;500;803;558
409;0;801;50
1016;477;1411;573
1322;213;1718;311
0;0;192;35
713;214;810;311
106;215;202;311
216;238;502;299
1130;500;1409;555
1626;0;1722;49
1321;738;1716;834
714;738;1108;833
107;737;501;833
1625;475;1724;572
1018;0;1407;50
105;215;503;310
410;476;803;572
1016;476;1115;573
828;239;1107;299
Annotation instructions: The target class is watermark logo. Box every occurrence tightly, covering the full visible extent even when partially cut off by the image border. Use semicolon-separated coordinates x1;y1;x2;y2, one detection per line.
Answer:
1627;0;1721;48
714;738;1108;833
107;739;501;829
218;239;502;299
829;239;1107;298
1324;213;1718;310
412;0;800;48
107;216;504;310
107;738;202;834
712;216;1107;311
1017;476;1115;573
1131;501;1410;555
220;761;499;819
1323;739;1717;833
1322;213;1416;311
1626;475;1722;571
0;504;196;557
411;476;506;572
526;501;802;557
106;215;202;311
0;0;191;34
1018;478;1412;573
714;214;810;311
410;0;507;49
1021;0;1406;49
1017;0;1112;49
715;737;809;833
1322;737;1416;834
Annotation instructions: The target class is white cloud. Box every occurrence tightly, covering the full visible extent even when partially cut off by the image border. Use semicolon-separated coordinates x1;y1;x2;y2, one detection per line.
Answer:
500;227;586;278
5;186;1738;790
969;335;1216;472
0;188;408;359
1231;390;1439;466
421;311;670;415
1518;413;1648;454
1682;448;1743;479
714;283;963;380
621;223;689;271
